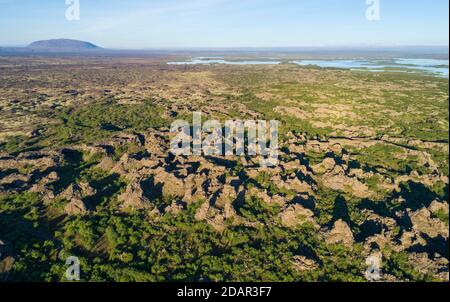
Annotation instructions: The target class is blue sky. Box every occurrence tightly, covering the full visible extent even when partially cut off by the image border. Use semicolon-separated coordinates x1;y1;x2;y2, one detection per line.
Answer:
0;0;448;48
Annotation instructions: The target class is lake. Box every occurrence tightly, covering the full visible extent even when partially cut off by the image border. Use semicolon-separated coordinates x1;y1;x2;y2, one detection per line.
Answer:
167;57;449;77
291;58;449;77
167;57;281;65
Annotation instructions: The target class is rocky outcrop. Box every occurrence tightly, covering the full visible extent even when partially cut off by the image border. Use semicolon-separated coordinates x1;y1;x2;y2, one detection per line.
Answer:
195;201;213;222
60;182;96;200
326;220;355;247
153;169;186;198
64;199;89;216
409;207;449;239
0;150;62;195
213;185;238;209
118;181;151;210
322;172;371;199
31;171;59;202
59;182;96;215
408;252;449;282
0;240;14;281
0;173;31;191
0;151;61;173
312;157;336;175
279;204;317;228
292;255;317;272
428;200;449;217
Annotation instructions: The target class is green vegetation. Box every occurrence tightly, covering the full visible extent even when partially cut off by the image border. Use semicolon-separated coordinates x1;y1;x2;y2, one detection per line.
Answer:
1;190;370;282
49;99;168;145
0;99;169;154
353;144;429;176
433;209;449;226
384;251;435;282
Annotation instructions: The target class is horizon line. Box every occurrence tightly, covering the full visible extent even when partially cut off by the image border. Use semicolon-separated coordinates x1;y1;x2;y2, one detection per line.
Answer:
1;44;449;51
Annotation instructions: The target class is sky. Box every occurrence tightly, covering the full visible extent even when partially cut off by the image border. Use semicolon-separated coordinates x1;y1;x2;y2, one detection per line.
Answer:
0;0;448;48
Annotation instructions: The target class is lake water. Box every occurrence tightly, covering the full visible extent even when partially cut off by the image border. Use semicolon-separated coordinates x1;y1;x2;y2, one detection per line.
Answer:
167;57;281;65
291;58;449;77
290;60;385;70
167;57;449;77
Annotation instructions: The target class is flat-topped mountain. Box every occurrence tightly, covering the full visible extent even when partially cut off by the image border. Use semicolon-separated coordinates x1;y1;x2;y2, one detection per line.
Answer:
27;39;102;52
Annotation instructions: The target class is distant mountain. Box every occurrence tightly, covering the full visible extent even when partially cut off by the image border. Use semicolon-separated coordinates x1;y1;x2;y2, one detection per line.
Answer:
27;39;102;52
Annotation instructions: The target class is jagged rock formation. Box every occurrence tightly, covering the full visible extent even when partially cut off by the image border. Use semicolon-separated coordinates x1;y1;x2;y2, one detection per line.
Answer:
59;182;96;215
326;220;355;247
0;127;448;281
